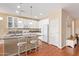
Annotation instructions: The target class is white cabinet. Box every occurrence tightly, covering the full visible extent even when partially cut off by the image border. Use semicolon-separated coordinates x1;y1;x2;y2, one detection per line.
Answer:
8;16;38;28
17;18;24;28
8;16;24;28
14;17;18;28
23;20;38;28
8;16;18;28
8;16;14;28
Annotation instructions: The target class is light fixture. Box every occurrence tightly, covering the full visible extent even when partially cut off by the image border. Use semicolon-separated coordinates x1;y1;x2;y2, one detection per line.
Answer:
17;5;21;8
0;17;3;20
30;6;32;17
17;3;22;9
29;22;33;25
40;13;43;15
16;3;25;15
18;21;22;23
16;10;19;14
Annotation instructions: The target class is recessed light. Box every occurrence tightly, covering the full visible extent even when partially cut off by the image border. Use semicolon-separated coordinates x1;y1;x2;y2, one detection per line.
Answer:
29;22;32;25
17;5;21;8
40;13;43;15
16;10;19;14
18;21;22;23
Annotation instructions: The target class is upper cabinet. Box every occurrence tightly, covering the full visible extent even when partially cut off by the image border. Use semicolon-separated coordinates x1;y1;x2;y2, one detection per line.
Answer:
8;16;18;28
23;20;38;28
17;18;24;28
8;16;14;28
14;17;18;28
7;16;38;28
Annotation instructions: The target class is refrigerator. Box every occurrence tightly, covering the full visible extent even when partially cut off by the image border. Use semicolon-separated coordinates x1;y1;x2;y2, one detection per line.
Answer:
40;24;49;43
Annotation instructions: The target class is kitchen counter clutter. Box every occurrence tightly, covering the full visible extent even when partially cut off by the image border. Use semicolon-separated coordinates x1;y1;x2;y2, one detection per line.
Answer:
0;33;40;56
66;35;77;48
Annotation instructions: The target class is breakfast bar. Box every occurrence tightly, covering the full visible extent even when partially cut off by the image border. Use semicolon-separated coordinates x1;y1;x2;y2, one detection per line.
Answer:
0;34;39;56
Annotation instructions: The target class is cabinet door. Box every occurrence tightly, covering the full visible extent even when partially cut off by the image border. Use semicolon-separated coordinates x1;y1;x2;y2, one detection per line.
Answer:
4;38;18;56
0;40;4;56
17;18;24;28
8;16;14;28
14;17;18;28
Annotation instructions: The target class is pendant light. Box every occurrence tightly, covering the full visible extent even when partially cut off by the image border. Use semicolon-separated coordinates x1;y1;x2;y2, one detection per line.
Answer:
29;5;33;25
30;5;32;17
30;5;38;18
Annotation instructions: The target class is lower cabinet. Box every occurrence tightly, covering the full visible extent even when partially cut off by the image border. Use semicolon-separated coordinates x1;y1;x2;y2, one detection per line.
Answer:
17;37;27;54
4;38;18;56
0;40;4;56
0;36;38;56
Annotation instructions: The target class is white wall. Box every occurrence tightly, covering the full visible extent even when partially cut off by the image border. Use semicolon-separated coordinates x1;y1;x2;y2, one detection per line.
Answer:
62;10;74;48
49;9;74;49
49;9;62;48
38;9;75;49
75;19;79;34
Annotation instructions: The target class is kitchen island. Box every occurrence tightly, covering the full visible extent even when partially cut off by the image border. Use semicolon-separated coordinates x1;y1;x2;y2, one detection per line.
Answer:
0;34;39;56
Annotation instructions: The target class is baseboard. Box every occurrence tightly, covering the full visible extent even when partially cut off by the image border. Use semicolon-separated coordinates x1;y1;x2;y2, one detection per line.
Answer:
40;40;49;44
40;40;66;49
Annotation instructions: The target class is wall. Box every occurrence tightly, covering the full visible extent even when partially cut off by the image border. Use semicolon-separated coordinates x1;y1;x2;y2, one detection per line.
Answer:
49;9;62;48
48;9;75;49
62;9;75;47
75;19;79;34
0;13;8;37
62;10;72;47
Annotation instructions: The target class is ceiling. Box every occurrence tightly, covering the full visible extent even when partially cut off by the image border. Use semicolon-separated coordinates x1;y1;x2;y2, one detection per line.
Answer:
0;3;79;19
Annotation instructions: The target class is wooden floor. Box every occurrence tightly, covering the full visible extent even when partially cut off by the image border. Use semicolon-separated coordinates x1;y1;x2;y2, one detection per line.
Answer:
21;42;79;56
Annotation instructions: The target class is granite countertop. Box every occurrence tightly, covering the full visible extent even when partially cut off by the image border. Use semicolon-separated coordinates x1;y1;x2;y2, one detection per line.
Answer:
0;36;19;40
0;33;41;40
